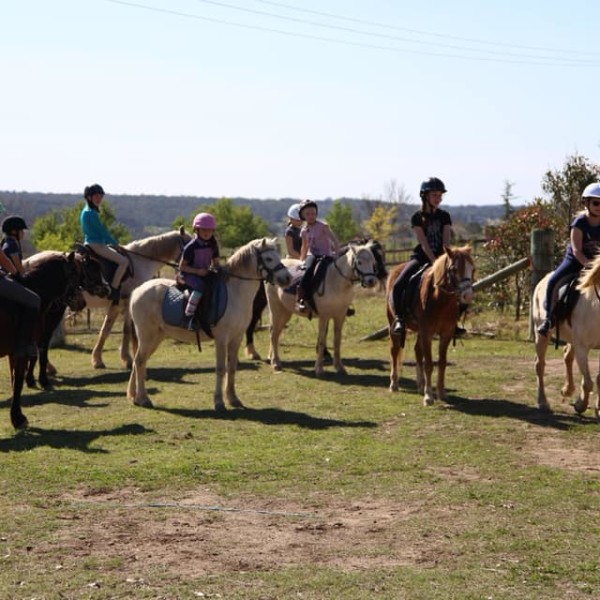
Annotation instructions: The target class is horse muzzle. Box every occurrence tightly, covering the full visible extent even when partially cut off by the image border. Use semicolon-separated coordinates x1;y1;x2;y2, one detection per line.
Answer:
458;280;474;304
361;274;379;289
275;268;292;288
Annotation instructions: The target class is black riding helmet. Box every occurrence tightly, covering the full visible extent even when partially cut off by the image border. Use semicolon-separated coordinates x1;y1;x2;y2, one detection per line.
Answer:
298;199;318;221
1;215;28;234
84;183;105;200
419;177;447;199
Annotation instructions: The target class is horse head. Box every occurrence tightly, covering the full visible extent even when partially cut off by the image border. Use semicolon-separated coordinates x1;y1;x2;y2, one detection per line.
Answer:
438;245;475;305
255;238;292;287
68;249;111;299
343;242;380;288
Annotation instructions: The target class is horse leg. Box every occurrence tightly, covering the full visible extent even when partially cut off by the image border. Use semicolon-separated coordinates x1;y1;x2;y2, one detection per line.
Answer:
225;334;245;408
572;345;592;415
414;337;425;395
560;343;575;400
331;315;346;375
9;356;28;430
595;362;600;422
91;304;120;369
388;329;403;392
419;334;435;406
119;301;134;370
269;309;290;372
127;336;161;408
535;333;552;412
213;340;227;412
314;317;329;376
436;335;452;402
245;284;267;360
25;355;37;388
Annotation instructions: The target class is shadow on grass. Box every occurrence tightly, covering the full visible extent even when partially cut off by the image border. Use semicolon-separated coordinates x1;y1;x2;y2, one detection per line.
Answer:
0;423;152;453
155;405;377;430
442;393;598;430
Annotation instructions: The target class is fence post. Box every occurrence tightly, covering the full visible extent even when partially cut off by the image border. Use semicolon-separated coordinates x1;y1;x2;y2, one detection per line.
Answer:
529;228;554;340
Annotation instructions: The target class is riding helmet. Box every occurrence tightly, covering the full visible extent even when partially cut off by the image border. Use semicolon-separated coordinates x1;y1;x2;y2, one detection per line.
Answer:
582;182;600;199
287;203;302;221
192;212;217;230
298;199;318;221
420;177;447;198
84;183;105;199
1;215;28;234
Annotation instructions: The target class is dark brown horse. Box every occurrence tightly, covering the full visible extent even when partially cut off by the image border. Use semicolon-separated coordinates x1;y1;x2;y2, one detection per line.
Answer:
1;251;108;428
386;245;475;404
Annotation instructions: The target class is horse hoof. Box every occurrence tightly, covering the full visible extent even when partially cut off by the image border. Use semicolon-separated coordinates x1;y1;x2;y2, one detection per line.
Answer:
229;399;245;409
214;404;227;414
389;384;399;392
134;398;153;408
13;416;29;430
571;401;587;415
538;403;552;414
423;397;434;406
93;362;106;370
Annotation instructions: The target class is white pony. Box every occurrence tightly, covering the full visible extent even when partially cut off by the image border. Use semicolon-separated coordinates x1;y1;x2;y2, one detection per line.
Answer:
83;227;191;369
266;240;380;375
127;238;291;412
533;255;600;420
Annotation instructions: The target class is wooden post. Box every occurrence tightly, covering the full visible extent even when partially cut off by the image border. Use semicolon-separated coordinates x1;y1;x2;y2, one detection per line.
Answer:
529;228;554;339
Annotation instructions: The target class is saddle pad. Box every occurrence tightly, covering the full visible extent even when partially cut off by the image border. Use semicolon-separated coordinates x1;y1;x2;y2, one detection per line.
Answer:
162;281;228;330
284;264;304;295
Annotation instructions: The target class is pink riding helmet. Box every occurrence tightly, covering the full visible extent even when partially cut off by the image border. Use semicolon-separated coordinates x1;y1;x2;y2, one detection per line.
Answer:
193;212;217;229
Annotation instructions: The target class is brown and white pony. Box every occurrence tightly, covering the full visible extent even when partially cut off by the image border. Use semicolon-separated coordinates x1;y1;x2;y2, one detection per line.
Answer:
386;245;475;405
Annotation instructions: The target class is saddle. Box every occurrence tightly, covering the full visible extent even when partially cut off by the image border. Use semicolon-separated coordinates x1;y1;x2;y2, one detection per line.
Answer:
550;274;580;347
288;257;333;315
75;243;133;291
173;270;227;336
400;264;430;320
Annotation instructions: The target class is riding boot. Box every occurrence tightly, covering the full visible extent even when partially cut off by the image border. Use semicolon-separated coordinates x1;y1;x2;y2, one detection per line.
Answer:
537;317;553;336
296;288;307;312
109;286;121;305
391;315;405;338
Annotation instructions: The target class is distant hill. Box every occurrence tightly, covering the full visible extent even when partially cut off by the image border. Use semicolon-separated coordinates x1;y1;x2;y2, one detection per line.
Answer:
0;191;516;240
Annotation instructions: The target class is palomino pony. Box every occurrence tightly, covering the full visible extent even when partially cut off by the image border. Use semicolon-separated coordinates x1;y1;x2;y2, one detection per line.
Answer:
1;251;108;429
82;227;191;369
266;240;381;375
532;255;600;420
127;238;291;411
386;245;475;405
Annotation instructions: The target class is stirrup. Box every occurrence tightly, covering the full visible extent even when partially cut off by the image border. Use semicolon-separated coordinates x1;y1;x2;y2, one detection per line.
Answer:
391;317;404;337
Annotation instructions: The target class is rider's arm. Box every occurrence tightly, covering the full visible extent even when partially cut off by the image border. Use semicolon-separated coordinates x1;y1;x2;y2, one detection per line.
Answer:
326;225;340;256
0;249;18;275
571;227;588;267
299;235;309;261
442;223;452;248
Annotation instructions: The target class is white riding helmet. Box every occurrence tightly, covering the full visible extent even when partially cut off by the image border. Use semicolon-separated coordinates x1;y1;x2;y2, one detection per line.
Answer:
582;182;600;199
287;203;302;220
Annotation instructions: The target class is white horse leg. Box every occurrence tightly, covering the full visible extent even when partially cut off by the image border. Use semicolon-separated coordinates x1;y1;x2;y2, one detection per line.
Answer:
269;310;290;372
225;335;244;408
314;317;328;376
595;363;600;422
119;300;134;370
573;345;592;415
128;336;161;408
560;343;575;400
331;315;346;375
535;333;551;412
436;335;452;402
213;340;227;412
91;304;120;369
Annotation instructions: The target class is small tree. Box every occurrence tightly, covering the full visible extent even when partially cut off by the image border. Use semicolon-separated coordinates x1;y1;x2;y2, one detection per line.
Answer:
325;200;358;242
363;204;396;245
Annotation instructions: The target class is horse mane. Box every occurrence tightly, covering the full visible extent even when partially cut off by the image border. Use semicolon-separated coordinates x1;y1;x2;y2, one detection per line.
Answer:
577;252;600;291
431;245;473;287
125;229;182;253
225;238;277;273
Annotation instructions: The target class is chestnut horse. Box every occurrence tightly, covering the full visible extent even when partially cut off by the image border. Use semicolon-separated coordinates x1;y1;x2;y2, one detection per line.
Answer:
127;238;291;412
386;245;475;404
1;251;108;429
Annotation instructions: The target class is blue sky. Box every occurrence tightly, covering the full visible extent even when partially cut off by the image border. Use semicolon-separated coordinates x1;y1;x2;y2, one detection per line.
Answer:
2;0;599;206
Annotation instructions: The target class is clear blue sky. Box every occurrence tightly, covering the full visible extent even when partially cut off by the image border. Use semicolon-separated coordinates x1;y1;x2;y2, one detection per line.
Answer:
2;0;599;206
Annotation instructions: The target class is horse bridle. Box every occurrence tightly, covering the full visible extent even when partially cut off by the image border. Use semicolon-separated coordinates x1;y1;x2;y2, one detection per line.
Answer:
440;255;473;298
255;247;287;284
334;246;378;286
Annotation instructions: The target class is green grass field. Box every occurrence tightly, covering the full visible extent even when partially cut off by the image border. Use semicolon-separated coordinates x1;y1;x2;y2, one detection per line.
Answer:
1;289;599;599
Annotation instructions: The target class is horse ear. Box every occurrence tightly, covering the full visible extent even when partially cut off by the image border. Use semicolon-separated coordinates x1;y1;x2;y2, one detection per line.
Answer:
444;245;453;257
66;251;76;263
179;225;186;236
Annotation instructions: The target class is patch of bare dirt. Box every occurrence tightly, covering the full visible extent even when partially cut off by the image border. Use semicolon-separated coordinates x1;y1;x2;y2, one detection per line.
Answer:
43;487;451;576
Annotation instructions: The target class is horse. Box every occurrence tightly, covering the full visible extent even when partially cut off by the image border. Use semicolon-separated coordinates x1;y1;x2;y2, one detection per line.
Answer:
532;255;600;420
386;245;475;405
244;238;387;361
266;240;381;375
80;227;191;370
127;238;291;411
1;251;109;429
